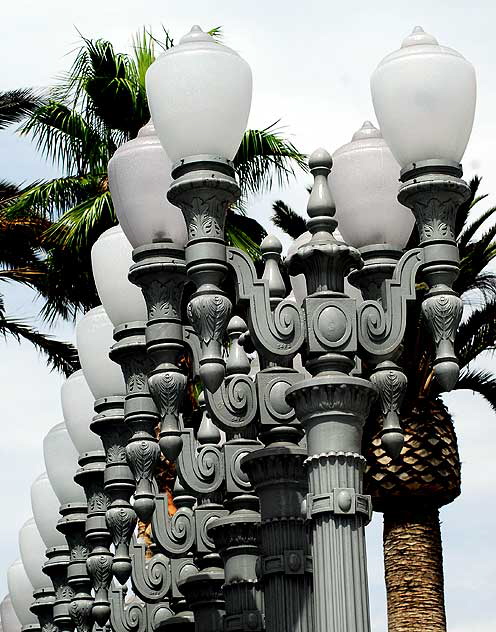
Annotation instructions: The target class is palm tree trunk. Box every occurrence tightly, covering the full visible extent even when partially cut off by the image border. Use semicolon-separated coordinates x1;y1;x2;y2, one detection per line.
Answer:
383;505;446;632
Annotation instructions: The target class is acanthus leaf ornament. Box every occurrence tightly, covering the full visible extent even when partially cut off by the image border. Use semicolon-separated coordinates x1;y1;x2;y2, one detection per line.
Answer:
421;289;463;391
370;361;408;459
148;368;187;462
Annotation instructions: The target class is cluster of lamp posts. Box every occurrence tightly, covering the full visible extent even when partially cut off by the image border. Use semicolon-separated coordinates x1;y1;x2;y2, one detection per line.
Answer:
1;24;476;632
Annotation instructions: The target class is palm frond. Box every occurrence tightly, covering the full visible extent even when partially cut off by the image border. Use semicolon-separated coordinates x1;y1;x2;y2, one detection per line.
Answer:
226;213;266;261
0;180;20;207
0;266;45;286
0;307;78;376
75;36;148;137
455;366;496;413
37;247;99;324
3;174;106;221
132;28;156;90
455;299;496;367
461;272;496;306
44;190;114;250
458;203;496;252
234;123;307;198
20;102;110;173
0;88;44;130
456;234;496;296
455;175;482;238
271;199;306;239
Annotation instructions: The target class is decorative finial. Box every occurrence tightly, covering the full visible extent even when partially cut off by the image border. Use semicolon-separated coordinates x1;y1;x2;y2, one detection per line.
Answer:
401;26;438;48
226;316;251;376
352;121;382;141
306;148;337;237
137;119;157;137
261;235;286;306
197;391;222;445
180;25;214;45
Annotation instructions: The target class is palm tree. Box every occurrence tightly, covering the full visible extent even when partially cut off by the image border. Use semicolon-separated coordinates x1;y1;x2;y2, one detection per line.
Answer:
271;177;496;632
0;91;77;375
2;28;306;323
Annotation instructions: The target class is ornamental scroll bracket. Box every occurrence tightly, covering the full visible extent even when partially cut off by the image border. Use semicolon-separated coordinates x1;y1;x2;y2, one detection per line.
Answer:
357;247;422;359
227;246;305;363
129;535;172;603
109;585;147;632
176;423;225;496
151;493;196;559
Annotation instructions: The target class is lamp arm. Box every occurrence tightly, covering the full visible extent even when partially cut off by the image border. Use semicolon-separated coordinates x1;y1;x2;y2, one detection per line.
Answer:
357;247;422;358
204;374;257;435
109;584;147;632
227;246;305;362
176;425;225;495
151;493;196;558
130;535;172;603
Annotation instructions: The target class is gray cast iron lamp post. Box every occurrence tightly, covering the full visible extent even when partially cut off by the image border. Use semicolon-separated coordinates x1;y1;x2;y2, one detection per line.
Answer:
142;24;475;632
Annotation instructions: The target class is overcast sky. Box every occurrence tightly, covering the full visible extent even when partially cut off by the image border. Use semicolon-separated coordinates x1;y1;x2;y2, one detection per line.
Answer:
1;2;495;631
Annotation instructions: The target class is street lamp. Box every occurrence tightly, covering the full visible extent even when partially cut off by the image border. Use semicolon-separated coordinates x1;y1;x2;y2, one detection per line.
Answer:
30;473;73;632
43;424;93;632
6;562;37;631
1;595;22;632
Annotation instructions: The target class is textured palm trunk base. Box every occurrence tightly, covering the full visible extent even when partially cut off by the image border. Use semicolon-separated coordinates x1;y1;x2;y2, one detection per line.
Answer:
383;507;446;632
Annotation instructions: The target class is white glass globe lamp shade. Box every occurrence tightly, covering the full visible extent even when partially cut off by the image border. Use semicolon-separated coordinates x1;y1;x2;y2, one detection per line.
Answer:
61;370;101;455
1;595;23;632
287;231;362;304
108;122;188;248
18;519;48;590
330;121;415;249
6;561;38;629
76;306;126;399
371;26;476;169
43;422;86;505
30;473;65;548
91;226;147;327
146;25;252;162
